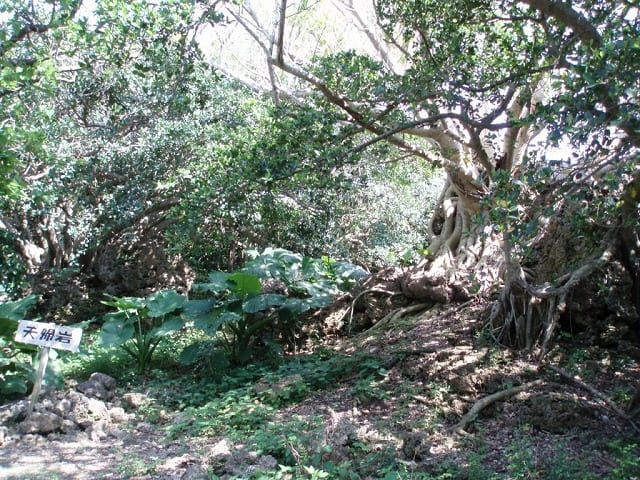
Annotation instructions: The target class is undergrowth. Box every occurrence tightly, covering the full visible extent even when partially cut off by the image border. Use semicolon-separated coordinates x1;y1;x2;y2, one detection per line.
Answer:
55;321;640;479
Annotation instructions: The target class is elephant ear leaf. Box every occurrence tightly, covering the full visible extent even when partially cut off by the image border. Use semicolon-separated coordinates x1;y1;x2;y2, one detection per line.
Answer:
194;310;240;335
228;273;262;295
101;294;146;312
0;295;38;321
243;294;286;314
1;374;30;395
99;316;135;347
150;316;183;337
182;299;217;320
0;317;18;338
146;290;186;317
193;272;232;294
281;293;333;314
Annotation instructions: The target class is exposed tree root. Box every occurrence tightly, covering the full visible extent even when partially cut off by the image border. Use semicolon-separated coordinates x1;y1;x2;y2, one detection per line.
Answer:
343;259;474;332
342;287;402;332
450;379;545;435
489;244;617;356
368;302;432;331
545;364;640;434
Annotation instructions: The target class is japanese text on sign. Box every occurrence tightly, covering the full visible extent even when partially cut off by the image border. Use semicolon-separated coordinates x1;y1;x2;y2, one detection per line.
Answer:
15;320;82;352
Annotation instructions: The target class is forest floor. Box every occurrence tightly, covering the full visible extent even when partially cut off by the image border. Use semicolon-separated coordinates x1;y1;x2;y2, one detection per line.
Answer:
1;299;640;479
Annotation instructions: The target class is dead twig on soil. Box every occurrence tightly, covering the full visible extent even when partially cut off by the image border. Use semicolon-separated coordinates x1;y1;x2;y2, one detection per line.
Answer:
450;379;544;435
545;364;640;434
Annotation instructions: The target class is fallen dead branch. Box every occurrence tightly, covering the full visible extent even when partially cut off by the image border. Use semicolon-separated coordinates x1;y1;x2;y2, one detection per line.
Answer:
450;379;544;435
545;364;640;434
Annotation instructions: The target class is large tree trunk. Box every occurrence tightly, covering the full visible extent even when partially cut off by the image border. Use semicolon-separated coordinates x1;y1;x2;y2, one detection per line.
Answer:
1;199;75;275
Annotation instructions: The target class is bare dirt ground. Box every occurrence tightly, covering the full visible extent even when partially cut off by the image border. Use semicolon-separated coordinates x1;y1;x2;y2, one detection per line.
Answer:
1;422;206;480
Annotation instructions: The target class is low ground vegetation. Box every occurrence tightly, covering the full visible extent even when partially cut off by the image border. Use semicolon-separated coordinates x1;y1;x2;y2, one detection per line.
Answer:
1;292;639;479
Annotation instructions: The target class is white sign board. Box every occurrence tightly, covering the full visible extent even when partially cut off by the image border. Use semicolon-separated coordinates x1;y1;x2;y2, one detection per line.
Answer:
15;320;82;352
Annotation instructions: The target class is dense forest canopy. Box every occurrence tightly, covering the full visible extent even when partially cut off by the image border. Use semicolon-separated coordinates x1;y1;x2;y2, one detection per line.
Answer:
0;0;639;355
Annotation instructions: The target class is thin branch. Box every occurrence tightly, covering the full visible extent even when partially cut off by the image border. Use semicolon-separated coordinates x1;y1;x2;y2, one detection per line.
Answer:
276;0;287;66
224;4;271;53
333;0;397;72
456;64;557;94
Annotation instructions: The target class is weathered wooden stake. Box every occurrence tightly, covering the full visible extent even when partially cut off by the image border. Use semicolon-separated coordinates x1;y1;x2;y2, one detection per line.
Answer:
26;346;50;416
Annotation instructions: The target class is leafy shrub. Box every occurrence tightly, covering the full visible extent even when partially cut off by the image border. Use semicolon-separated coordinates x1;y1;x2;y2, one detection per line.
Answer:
0;295;39;397
99;290;186;374
182;248;367;365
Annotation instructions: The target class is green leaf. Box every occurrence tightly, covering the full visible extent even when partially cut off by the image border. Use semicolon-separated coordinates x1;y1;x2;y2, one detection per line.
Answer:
150;315;183;337
145;289;186;317
0;294;37;321
295;280;337;297
281;293;334;314
302;256;323;278
332;261;368;280
182;298;217;319
272;248;303;265
99;318;135;347
280;298;311;314
179;342;207;365
228;272;262;294
193;309;240;335
101;295;146;312
43;354;63;389
0;374;29;395
277;307;297;323
193;272;232;294
243;293;286;313
0;317;18;338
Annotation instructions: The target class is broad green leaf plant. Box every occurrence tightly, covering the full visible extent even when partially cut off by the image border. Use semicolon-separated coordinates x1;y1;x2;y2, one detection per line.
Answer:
0;295;39;397
183;248;367;365
99;290;186;374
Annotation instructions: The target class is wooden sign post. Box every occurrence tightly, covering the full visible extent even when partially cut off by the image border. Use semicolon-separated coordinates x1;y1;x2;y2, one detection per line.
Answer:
14;320;83;415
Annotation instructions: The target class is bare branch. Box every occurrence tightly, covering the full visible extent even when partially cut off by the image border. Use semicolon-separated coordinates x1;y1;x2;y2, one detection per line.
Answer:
276;0;287;66
333;0;397;72
223;5;271;53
